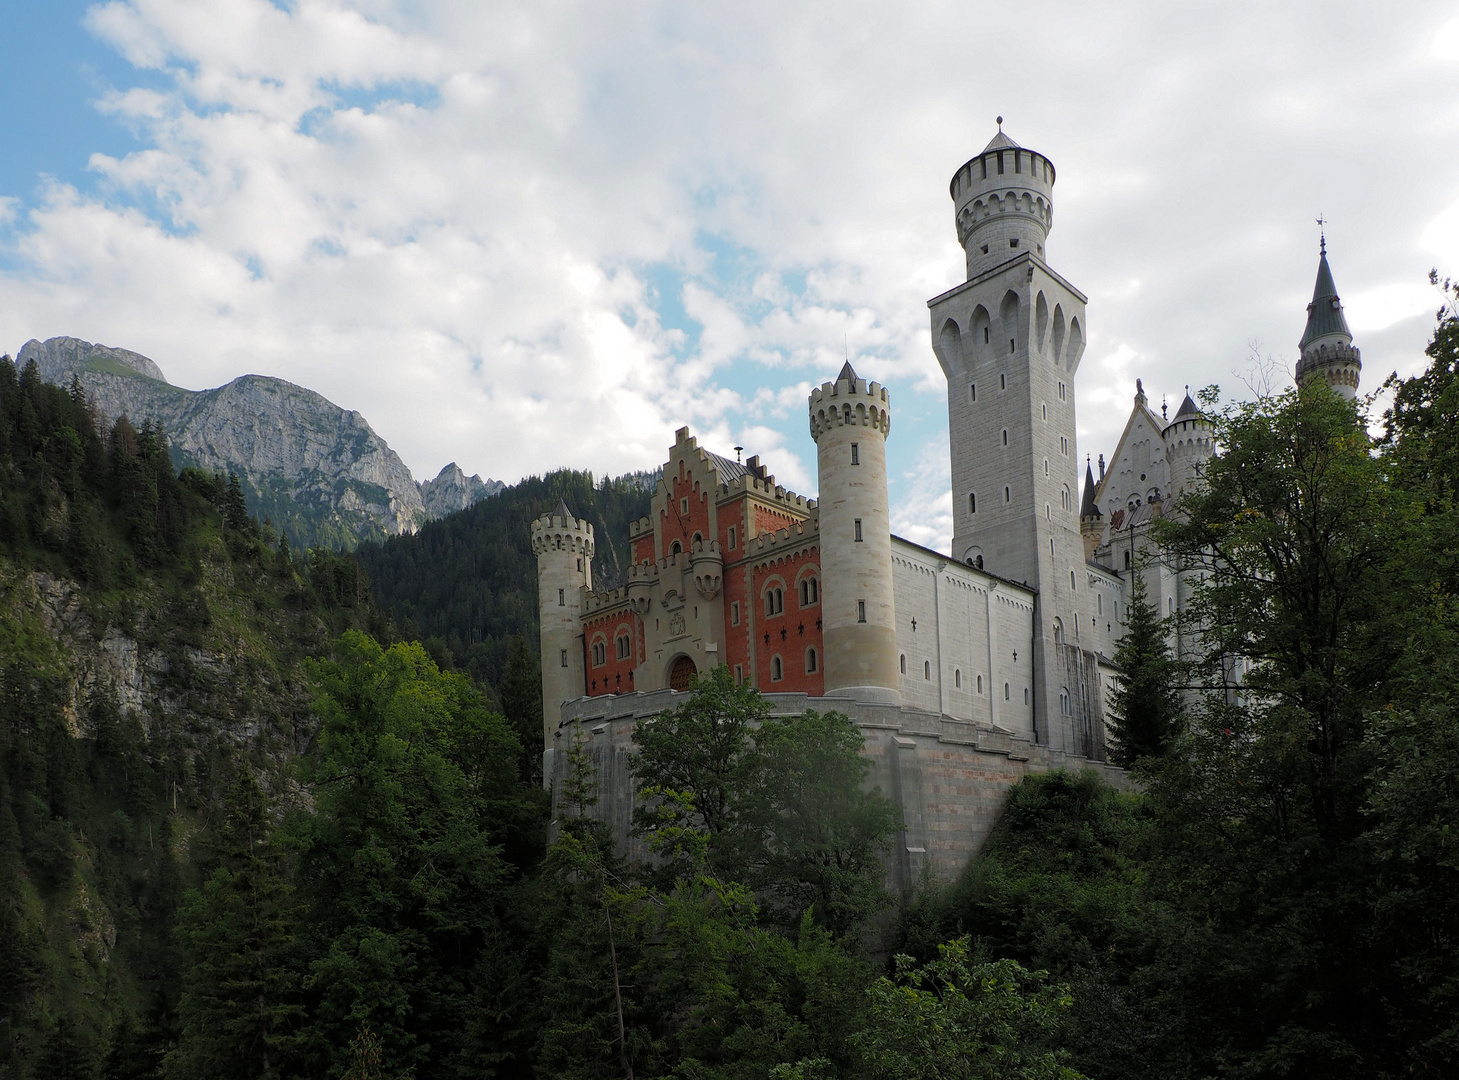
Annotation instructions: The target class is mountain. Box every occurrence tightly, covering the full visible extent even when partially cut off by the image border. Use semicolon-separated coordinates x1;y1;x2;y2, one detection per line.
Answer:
356;469;657;685
420;461;506;516
17;336;502;550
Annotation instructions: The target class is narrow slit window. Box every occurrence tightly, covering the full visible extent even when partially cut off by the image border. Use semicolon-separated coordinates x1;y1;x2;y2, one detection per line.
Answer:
969;492;976;514
1002;429;1009;446
854;519;863;542
1000;373;1006;390
857;600;866;623
900;654;907;674
850;443;860;465
924;660;931;680
970;384;977;402
558;588;565;606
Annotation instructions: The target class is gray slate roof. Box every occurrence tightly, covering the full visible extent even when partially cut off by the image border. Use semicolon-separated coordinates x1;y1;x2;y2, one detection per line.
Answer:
1299;247;1352;349
983;129;1020;152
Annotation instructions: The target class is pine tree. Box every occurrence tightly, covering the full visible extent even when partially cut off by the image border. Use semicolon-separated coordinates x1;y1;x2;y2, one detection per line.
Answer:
499;634;543;786
1106;568;1178;766
166;772;302;1080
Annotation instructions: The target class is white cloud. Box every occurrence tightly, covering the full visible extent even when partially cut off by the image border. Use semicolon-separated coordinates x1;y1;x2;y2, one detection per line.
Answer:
0;0;1455;533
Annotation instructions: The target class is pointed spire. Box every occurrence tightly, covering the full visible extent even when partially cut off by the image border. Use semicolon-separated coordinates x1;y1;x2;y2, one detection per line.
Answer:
1080;458;1100;519
553;496;572;522
1173;385;1200;420
838;360;859;383
1300;241;1352;349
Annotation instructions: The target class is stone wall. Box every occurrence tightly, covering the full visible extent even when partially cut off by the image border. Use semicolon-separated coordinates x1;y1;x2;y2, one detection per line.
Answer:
547;686;1128;888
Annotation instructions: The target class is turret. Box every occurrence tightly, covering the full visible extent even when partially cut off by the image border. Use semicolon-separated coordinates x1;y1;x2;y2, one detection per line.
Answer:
1295;238;1361;400
1079;457;1103;561
1162;388;1214;510
809;361;899;703
948;118;1056;280
531;498;593;780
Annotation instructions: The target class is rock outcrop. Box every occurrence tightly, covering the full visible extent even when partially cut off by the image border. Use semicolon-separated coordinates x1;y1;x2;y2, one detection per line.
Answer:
17;337;501;548
420;462;505;517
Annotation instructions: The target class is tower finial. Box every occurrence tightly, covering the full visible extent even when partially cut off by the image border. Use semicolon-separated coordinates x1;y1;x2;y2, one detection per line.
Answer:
1316;213;1327;255
996;115;1003;130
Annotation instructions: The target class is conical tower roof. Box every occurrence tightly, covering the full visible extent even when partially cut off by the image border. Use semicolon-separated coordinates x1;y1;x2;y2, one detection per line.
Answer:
1172;390;1201;421
982;128;1020;152
838;360;859;382
1080;459;1100;518
1299;242;1352;349
553;496;572;522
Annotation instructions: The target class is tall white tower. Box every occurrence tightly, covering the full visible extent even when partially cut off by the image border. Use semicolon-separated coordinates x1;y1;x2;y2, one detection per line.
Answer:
531;498;593;772
928;122;1090;752
810;362;900;703
1295;238;1361;400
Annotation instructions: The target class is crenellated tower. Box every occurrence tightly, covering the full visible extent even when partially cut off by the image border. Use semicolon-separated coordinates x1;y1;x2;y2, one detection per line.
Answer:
531;498;593;776
809;362;899;703
1162;389;1214;509
1295;238;1361;400
928;121;1090;751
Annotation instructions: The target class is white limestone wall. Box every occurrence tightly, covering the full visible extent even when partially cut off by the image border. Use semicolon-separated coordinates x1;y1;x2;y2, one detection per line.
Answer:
1085;565;1124;661
889;539;1036;739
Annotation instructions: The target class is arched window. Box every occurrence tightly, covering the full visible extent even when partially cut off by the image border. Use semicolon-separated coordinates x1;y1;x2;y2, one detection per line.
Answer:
691;531;703;546
805;648;818;674
1004;682;1010;700
771;655;784;681
670;540;683;555
900;654;907;674
924;660;931;680
1060;688;1071;715
1053;617;1064;644
800;576;819;606
955;669;962;688
616;634;631;660
765;587;784;616
977;674;983;693
592;641;606;666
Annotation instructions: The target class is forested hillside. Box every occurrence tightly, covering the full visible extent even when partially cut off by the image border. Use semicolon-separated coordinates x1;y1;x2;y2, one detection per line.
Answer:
1;278;1457;1080
356;470;656;684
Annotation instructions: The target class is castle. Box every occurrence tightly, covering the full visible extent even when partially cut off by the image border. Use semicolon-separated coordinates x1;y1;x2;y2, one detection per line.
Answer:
532;124;1361;882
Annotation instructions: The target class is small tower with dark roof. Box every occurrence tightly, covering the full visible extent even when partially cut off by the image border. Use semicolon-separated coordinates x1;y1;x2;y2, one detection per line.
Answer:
1162;387;1214;510
1295;239;1361;400
1079;457;1103;561
531;497;594;777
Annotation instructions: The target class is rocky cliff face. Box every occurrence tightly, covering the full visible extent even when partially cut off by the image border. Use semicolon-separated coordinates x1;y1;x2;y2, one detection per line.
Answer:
17;337;501;549
420;462;505;517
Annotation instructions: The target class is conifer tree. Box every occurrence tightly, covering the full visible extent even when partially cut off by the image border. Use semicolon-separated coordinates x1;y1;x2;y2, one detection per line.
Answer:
167;772;302;1080
1105;568;1179;766
499;634;543;786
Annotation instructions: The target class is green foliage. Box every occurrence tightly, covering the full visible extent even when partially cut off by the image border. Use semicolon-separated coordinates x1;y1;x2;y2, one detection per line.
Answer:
292;632;542;1078
355;469;655;686
851;941;1083;1080
1105;569;1178;766
167;773;303;1079
631;666;899;937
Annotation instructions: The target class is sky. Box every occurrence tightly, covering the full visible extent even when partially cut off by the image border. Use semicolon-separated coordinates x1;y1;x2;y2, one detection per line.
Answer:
1;1;1457;552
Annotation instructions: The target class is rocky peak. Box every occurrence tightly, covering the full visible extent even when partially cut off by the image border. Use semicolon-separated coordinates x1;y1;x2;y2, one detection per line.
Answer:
17;336;499;549
20;336;169;384
419;463;504;517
